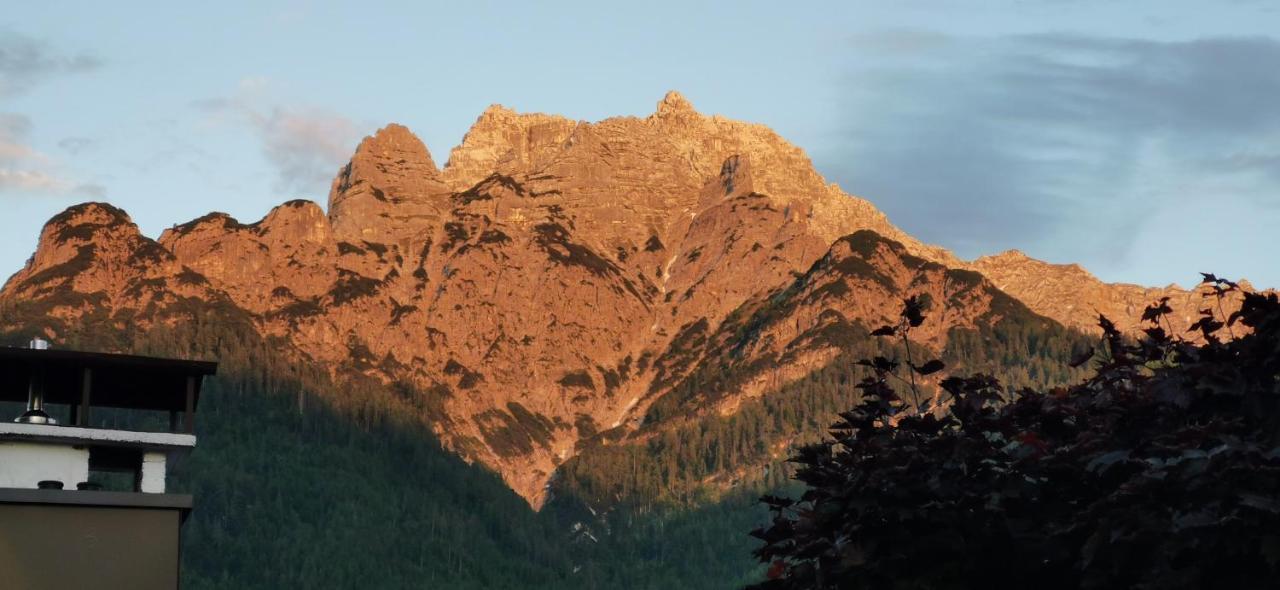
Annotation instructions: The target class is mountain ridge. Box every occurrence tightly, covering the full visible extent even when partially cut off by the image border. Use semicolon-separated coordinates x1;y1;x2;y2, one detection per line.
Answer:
0;91;1256;506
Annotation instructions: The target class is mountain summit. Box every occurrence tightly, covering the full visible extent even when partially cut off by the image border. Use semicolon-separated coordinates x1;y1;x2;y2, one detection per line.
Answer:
0;92;1253;505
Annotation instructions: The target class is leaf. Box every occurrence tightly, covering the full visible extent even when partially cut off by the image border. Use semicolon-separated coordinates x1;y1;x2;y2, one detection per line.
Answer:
1069;347;1094;368
1187;315;1223;337
1240;493;1280;514
914;360;945;376
767;559;787;579
902;295;926;327
872;356;898;372
1085;450;1131;473
1141;299;1173;324
761;495;795;509
1097;314;1118;336
870;325;897;337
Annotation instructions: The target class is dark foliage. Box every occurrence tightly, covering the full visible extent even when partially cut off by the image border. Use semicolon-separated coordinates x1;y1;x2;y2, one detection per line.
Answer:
750;280;1280;589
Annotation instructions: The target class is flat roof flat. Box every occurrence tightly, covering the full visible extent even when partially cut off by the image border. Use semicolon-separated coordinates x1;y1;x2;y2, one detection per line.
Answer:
0;347;217;413
0;422;195;450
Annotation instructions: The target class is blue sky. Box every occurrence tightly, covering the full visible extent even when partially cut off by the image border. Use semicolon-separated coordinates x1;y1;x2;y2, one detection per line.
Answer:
1;1;1276;288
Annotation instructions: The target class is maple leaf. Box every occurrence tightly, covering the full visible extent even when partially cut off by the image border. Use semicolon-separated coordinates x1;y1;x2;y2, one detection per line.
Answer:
914;359;946;376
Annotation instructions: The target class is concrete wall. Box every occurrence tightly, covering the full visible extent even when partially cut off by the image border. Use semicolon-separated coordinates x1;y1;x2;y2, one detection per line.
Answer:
0;442;89;489
140;451;167;493
0;502;180;590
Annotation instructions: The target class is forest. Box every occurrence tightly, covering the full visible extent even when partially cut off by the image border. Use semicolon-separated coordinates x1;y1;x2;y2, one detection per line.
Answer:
0;269;1204;589
0;297;767;588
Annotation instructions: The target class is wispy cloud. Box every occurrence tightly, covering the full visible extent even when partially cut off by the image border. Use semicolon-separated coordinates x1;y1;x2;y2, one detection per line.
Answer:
0;112;102;198
823;31;1280;287
0;113;38;162
0;169;104;197
195;78;360;196
57;136;97;155
0;30;102;98
0;32;104;198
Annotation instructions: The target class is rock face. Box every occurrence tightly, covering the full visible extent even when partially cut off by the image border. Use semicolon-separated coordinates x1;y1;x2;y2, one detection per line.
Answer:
970;250;1254;339
0;92;1258;506
639;231;1046;424
330;123;452;246
158;201;337;317
2;203;233;336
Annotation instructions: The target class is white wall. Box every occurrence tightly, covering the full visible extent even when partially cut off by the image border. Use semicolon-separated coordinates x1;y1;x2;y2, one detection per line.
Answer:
0;442;90;489
139;452;167;493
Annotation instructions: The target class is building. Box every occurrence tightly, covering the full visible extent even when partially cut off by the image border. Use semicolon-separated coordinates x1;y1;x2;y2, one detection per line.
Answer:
0;339;216;590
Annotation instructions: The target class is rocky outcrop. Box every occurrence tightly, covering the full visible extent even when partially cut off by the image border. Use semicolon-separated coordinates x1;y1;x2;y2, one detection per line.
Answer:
2;203;231;338
971;250;1253;338
1;92;1260;506
329;123;452;246
440;91;954;265
159;200;338;316
637;231;1046;422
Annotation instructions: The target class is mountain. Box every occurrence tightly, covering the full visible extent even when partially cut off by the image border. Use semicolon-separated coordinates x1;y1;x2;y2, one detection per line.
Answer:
0;91;1252;509
971;249;1254;337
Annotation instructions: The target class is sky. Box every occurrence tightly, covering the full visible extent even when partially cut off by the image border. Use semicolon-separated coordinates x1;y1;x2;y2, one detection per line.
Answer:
1;0;1276;289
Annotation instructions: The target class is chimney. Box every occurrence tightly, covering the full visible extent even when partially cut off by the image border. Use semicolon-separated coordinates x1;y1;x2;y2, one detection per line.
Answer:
14;337;56;425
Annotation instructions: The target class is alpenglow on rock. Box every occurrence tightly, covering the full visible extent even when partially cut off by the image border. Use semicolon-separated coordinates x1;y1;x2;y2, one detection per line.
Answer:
1;91;1255;506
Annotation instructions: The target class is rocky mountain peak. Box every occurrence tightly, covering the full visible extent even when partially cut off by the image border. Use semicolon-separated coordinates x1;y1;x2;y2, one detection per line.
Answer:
328;123;450;244
49;201;134;228
11;93;1261;508
984;249;1030;262
441;105;577;189
654;90;696;118
478;103;517;120
27;202;147;271
259;200;330;242
355;123;439;172
4;202;225;339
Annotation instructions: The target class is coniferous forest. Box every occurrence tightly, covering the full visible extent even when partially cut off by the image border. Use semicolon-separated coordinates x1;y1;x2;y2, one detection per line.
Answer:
0;298;771;589
0;275;1096;588
4;276;1273;588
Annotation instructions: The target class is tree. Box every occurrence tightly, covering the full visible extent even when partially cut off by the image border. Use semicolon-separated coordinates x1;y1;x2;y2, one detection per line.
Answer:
750;279;1280;589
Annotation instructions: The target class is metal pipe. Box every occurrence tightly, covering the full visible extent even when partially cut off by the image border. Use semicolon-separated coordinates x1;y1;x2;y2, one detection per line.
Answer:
15;338;56;424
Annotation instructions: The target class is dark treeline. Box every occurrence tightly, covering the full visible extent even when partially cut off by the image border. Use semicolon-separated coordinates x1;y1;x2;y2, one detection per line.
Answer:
0;301;763;589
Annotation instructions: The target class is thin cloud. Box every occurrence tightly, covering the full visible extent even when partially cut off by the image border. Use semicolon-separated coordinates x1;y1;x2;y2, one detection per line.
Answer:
0;113;101;198
0;113;38;162
251;106;360;195
0;32;104;198
0;169;104;197
57;136;97;155
823;31;1280;287
0;30;102;98
195;81;360;196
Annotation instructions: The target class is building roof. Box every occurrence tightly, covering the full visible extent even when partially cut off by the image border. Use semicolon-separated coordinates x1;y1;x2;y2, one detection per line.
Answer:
0;422;196;450
0;347;217;413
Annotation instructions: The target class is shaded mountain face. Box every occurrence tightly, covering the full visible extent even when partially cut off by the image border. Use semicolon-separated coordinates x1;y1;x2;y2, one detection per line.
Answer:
0;92;1251;506
634;230;1049;427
